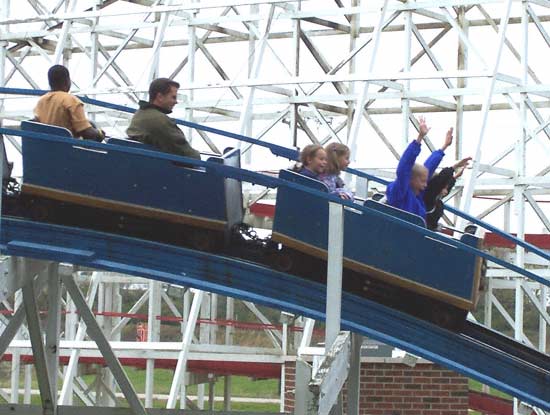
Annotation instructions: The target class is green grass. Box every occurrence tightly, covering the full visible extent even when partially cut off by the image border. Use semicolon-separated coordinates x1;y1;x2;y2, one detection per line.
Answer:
81;368;279;398
0;363;279;400
469;378;511;400
20;395;280;412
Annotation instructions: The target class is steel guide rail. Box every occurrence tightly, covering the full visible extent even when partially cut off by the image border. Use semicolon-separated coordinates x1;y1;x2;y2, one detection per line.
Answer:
0;217;548;410
462;321;550;374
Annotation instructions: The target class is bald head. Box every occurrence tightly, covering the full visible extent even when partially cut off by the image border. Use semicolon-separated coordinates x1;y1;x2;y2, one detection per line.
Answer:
410;163;428;195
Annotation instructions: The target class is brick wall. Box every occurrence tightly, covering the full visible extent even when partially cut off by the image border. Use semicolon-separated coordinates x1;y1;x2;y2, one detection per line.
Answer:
284;359;469;415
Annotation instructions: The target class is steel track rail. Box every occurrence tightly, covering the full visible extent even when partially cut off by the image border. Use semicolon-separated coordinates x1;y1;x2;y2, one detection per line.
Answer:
0;217;549;410
462;320;550;374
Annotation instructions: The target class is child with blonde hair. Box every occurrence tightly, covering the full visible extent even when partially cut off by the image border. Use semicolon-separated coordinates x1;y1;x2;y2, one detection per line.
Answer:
319;143;354;200
293;144;327;179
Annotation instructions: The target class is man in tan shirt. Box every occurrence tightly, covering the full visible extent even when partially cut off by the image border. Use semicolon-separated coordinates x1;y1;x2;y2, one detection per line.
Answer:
34;65;104;141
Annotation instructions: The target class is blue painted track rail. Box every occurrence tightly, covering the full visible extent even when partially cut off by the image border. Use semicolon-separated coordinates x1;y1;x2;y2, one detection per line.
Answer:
1;217;549;411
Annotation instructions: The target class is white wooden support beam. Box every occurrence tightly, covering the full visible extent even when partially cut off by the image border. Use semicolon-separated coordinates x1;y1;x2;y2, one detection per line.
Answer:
520;282;550;328
401;10;412;147
243;300;282;347
326;202;344;351
22;277;56;415
167;289;204;409
61;273;147;415
45;263;61;397
294;358;314;415
299;318;316;353
0;302;25;359
347;333;362;415
309;331;351;415
539;285;548;353
59;273;99;405
145;280;161;408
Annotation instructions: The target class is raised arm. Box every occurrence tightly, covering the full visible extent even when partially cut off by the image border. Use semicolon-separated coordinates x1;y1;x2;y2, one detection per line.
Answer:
391;117;430;195
424;127;453;178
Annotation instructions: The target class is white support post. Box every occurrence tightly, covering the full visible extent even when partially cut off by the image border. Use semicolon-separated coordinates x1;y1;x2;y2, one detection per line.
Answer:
223;375;231;411
456;6;468;163
294;358;314;415
23;364;32;404
61;273;147;415
290;1;300;148
186;6;197;143
540;285;548;353
347;0;360;137
326;202;344;351
145;280;161;408
96;277;115;406
401;9;412;147
200;292;211;344
280;315;289;413
167;289;204;409
10;290;22;404
347;333;362;415
197;383;205;410
22;276;55;415
210;293;218;344
484;278;493;329
45;263;61;401
208;377;215;411
224;295;234;411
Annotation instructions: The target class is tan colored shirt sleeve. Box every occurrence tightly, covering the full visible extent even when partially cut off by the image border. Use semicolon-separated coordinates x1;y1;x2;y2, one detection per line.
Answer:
67;97;92;135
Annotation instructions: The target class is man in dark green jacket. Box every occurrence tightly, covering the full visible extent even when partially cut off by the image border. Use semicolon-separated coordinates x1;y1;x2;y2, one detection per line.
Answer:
127;78;201;159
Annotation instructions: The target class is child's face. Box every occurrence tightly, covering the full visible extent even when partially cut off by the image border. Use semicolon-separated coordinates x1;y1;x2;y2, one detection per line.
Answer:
307;149;327;175
410;169;428;195
338;153;350;170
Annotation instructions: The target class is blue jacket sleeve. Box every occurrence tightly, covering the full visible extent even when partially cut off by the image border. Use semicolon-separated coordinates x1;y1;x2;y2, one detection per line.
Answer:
424;149;445;179
391;141;421;197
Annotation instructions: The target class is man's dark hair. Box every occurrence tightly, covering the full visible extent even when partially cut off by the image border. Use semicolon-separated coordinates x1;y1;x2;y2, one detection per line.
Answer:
48;65;70;90
149;78;180;102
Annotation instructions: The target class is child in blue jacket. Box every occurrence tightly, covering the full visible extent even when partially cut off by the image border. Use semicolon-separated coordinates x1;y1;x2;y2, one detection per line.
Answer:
386;117;454;219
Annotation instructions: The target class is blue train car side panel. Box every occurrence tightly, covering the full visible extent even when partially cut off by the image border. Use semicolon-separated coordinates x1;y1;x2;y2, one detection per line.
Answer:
20;122;242;230
273;170;481;309
273;170;329;248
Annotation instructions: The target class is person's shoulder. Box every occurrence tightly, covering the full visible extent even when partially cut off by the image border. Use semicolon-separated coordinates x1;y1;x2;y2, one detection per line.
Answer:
53;91;83;106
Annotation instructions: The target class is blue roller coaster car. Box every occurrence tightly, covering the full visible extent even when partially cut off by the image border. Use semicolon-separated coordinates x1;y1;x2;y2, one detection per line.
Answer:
6;120;483;326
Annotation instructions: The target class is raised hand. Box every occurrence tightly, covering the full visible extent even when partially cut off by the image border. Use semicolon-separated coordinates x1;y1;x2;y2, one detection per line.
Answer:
442;127;453;151
452;157;471;179
454;156;472;169
416;116;431;142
